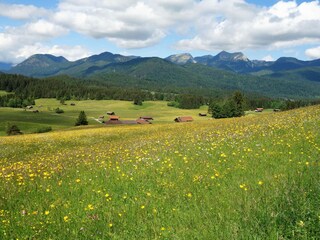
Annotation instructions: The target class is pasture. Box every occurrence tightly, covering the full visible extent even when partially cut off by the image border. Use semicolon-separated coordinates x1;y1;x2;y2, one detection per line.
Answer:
0;99;210;136
0;105;319;239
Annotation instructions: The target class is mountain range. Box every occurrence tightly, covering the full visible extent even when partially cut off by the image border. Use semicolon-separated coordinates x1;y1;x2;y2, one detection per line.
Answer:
2;51;320;98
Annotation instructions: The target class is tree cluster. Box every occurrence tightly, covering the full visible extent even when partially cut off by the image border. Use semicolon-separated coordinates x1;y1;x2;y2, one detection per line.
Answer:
209;91;245;119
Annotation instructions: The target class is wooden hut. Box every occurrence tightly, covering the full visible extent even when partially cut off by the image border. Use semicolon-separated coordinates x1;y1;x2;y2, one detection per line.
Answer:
105;116;122;124
174;116;194;122
136;118;152;124
255;108;264;112
139;116;154;121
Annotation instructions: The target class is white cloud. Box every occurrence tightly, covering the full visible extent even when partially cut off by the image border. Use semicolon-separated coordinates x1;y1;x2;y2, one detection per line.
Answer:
176;0;320;52
262;55;275;62
1;0;320;63
0;20;69;63
305;46;320;59
53;1;179;48
16;44;91;61
0;3;50;20
25;20;68;38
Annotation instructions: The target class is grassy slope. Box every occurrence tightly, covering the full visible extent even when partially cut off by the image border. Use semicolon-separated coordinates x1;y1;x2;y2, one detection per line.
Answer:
0;105;319;239
0;99;210;136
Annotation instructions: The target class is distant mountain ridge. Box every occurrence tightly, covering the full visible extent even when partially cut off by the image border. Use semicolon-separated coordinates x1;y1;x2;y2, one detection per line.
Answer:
0;62;13;71
4;50;320;99
8;50;320;77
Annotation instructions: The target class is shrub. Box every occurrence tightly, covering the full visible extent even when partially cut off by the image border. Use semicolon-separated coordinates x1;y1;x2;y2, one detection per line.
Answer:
167;101;179;108
34;126;52;133
55;108;64;114
6;123;23;136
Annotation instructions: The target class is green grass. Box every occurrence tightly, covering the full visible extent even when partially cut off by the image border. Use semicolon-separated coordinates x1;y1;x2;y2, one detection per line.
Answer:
0;105;319;239
0;99;211;135
0;90;11;96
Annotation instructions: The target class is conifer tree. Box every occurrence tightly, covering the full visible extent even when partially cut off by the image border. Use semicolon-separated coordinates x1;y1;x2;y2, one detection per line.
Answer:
75;111;88;126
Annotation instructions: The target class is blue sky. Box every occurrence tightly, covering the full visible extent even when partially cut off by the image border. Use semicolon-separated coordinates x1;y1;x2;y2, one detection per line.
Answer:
1;0;320;63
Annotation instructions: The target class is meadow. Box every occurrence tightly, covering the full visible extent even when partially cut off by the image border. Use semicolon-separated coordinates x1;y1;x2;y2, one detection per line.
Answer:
0;104;319;239
0;99;211;136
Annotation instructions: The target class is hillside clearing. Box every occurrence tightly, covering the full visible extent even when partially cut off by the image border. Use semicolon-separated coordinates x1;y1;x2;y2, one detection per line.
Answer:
0;99;210;136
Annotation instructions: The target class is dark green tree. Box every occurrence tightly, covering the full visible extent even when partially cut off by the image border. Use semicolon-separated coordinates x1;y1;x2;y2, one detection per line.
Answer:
210;103;223;119
232;91;245;117
133;96;143;106
6;123;23;136
75;111;88;126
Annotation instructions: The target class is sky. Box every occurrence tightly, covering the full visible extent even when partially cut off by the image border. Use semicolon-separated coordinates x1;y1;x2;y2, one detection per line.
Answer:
1;0;320;64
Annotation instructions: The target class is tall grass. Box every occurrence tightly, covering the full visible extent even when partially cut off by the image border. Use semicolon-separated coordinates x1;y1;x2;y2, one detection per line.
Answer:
0;105;319;239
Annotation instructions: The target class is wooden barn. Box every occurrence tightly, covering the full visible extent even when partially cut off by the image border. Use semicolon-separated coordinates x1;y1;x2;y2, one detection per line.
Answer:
105;116;122;124
136;118;152;124
174;116;194;122
199;113;207;117
139;116;154;121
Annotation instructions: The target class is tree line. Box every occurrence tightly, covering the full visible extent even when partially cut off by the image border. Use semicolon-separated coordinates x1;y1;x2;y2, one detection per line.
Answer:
0;73;319;113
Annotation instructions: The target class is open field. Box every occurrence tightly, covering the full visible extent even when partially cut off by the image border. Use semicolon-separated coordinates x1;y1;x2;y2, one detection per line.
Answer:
0;99;211;136
0;105;319;239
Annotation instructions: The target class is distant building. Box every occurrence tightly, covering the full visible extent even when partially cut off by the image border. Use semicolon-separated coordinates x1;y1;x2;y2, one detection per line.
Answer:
255;108;264;112
136;118;152;124
198;113;207;117
174;116;194;122
139;116;154;121
105;116;122;124
107;111;115;115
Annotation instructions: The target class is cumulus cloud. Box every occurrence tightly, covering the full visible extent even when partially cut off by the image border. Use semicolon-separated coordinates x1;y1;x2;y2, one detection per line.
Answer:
0;20;68;63
176;0;320;51
1;0;320;63
53;0;193;48
16;44;91;61
305;46;320;59
262;55;275;62
0;3;50;20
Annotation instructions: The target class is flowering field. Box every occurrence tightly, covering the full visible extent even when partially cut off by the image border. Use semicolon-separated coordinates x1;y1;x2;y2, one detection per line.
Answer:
0;106;319;239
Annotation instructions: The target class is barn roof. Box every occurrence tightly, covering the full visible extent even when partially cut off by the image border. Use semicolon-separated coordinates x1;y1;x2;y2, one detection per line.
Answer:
136;119;151;124
140;116;154;120
175;116;194;122
109;116;120;120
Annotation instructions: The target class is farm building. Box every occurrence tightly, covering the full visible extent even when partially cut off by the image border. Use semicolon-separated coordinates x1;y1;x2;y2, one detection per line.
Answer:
136;118;152;124
105;116;122;124
105;115;152;125
174;116;194;122
139;116;154;121
255;108;264;112
107;111;115;115
199;113;207;117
